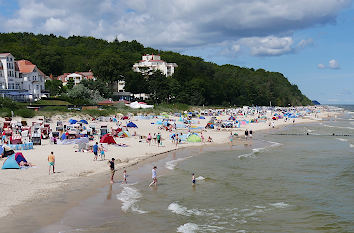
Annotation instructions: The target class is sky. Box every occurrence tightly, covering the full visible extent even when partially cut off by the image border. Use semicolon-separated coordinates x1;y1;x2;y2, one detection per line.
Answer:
0;0;353;104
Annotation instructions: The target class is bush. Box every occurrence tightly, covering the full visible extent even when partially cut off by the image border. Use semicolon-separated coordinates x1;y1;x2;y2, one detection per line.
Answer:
14;108;35;118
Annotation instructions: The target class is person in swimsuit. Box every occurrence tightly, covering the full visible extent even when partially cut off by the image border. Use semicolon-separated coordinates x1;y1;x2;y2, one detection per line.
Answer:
147;133;152;146
48;152;55;175
192;173;196;185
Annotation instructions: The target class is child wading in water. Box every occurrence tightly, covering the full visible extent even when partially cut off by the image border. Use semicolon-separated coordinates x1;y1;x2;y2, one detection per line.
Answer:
123;170;127;184
192;173;196;185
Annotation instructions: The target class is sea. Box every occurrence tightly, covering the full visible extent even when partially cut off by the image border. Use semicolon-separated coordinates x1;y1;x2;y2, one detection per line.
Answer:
30;105;354;233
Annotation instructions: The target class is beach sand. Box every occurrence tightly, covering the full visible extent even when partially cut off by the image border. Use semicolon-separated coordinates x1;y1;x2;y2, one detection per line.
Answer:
0;107;336;219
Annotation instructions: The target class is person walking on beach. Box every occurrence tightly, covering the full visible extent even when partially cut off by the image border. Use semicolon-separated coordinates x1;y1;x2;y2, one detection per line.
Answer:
157;133;161;147
249;130;253;139
48;152;55;175
245;129;249;140
147;133;152;146
123;169;127;184
93;142;98;161
229;132;233;144
99;143;105;160
175;134;179;147
149;166;158;187
109;158;115;183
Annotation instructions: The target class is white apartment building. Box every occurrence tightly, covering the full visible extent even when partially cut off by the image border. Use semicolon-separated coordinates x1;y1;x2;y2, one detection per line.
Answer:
133;54;178;77
0;53;46;101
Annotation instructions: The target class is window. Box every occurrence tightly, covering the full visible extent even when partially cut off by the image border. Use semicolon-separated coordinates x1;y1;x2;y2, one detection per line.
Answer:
9;83;14;89
15;83;20;89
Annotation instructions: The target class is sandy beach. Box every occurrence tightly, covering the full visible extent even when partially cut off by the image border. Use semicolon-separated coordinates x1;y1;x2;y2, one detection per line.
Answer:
0;106;337;219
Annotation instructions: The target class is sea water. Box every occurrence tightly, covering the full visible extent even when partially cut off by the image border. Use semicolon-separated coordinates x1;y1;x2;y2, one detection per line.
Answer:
36;107;354;233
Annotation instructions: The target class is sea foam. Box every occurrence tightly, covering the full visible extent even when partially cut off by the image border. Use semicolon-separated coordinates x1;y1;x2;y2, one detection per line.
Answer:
177;223;199;233
269;202;290;208
165;156;192;170
116;186;147;214
168;202;204;216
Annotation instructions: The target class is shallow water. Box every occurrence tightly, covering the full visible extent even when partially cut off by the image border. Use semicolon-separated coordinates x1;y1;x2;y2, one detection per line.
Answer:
35;110;354;233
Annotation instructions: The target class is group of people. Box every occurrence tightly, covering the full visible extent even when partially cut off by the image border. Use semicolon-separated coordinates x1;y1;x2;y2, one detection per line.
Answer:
108;162;197;188
244;129;253;140
146;133;162;147
92;142;106;161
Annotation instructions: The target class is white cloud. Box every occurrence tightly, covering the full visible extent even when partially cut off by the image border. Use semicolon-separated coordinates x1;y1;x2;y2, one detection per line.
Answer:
317;59;340;69
1;0;351;55
232;44;241;53
237;36;293;56
43;17;67;33
318;63;326;69
328;59;340;69
297;38;314;49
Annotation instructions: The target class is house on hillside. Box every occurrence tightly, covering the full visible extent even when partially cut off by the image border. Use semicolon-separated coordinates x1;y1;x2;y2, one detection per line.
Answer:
0;53;46;101
113;54;178;101
133;54;178;77
56;71;95;85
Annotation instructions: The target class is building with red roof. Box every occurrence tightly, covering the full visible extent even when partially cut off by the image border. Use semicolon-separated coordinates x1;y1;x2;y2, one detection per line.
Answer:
0;53;47;101
56;71;95;85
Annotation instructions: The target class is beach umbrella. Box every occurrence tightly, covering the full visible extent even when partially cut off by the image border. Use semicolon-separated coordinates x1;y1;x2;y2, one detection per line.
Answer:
80;119;88;124
187;134;202;143
118;131;131;137
127;122;138;128
69;119;77;124
199;116;205;119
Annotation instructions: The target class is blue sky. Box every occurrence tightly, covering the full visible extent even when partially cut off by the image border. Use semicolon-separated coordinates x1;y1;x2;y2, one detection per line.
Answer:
0;0;353;104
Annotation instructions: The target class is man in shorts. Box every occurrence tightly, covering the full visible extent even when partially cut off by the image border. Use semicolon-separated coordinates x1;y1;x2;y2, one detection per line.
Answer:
109;158;115;183
157;133;161;147
93;142;98;161
48;151;55;175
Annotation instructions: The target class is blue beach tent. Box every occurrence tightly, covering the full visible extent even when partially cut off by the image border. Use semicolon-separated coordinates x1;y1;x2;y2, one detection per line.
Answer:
127;122;138;128
2;154;20;169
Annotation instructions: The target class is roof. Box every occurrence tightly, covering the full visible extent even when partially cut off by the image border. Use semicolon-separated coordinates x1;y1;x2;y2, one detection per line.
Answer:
17;60;46;76
17;60;36;73
0;53;11;57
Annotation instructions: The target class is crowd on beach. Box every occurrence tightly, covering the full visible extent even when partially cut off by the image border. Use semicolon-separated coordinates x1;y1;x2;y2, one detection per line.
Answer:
0;105;334;218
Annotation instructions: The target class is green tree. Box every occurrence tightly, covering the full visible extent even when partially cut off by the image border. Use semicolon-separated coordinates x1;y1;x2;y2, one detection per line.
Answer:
45;79;64;96
66;78;75;90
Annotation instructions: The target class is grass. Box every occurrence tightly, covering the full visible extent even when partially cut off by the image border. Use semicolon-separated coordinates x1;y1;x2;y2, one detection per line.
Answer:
33;99;72;106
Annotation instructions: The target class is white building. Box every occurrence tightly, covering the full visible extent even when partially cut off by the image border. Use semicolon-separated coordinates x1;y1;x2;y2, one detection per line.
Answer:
0;53;46;101
0;53;21;90
17;60;46;100
133;54;178;77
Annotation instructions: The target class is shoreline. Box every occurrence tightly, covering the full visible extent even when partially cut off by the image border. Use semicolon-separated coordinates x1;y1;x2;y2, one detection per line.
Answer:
0;108;339;225
0;118;330;233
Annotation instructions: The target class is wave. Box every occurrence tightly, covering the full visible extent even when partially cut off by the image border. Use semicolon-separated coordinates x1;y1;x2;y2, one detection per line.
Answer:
269;202;290;208
168;202;204;216
165;156;192;170
336;138;348;142
322;124;354;130
116;186;147;214
195;176;205;181
350;144;354;148
177;223;199;233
